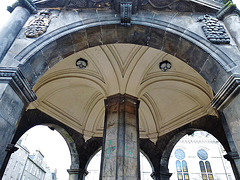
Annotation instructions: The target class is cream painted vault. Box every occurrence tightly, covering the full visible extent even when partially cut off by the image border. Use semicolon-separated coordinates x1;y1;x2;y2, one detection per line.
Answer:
28;44;217;142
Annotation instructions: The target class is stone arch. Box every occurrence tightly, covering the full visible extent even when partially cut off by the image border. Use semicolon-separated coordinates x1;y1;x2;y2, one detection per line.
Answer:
158;115;239;180
11;110;80;171
84;148;102;171
14;13;234;94
140;149;155;173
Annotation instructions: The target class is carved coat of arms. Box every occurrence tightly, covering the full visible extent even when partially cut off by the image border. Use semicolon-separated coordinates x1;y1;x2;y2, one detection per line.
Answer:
25;9;50;38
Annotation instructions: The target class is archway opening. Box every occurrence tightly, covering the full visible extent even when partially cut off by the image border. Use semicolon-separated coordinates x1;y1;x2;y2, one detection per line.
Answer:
168;131;235;180
2;125;71;180
85;149;153;179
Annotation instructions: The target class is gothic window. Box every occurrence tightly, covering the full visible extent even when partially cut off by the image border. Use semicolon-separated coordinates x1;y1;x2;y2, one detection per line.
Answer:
198;149;214;180
182;160;188;172
175;149;190;180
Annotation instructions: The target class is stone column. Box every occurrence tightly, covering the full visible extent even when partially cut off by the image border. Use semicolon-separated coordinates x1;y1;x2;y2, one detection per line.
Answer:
100;94;140;179
212;74;240;178
223;14;240;50
0;67;36;178
222;96;240;178
0;6;32;63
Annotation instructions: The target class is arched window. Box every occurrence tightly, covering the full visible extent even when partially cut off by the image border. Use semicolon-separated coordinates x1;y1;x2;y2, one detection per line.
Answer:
175;149;190;180
198;149;214;180
176;160;182;172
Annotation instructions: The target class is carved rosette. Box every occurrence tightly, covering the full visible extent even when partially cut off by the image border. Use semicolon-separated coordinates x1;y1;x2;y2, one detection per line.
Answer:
197;14;230;44
25;9;50;38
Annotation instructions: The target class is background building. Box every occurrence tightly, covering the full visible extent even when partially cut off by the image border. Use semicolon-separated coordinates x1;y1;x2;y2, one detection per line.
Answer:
169;132;235;180
2;139;57;180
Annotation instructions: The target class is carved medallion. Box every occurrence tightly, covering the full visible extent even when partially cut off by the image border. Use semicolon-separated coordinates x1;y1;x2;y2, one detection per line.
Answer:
197;15;230;44
25;9;50;38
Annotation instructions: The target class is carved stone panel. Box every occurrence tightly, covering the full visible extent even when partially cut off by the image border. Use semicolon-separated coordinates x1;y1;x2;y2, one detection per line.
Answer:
25;9;50;38
197;14;230;44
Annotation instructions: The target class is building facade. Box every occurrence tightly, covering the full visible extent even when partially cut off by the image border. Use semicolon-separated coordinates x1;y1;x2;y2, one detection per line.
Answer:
0;0;240;179
169;132;235;180
2;140;57;180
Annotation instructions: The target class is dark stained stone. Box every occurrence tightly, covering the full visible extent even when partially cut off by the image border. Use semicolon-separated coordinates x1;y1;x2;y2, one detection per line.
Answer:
101;25;118;45
86;26;103;47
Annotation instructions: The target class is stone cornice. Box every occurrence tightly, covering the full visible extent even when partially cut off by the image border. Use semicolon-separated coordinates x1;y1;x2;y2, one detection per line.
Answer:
211;74;240;110
0;67;37;103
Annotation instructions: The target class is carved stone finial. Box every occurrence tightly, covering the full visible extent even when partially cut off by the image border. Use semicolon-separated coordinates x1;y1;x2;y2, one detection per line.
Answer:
25;9;51;38
197;14;230;44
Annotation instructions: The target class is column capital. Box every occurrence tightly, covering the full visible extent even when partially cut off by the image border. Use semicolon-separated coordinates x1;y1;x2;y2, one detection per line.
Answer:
224;151;240;161
211;74;240;110
105;93;140;107
67;168;88;176
151;171;172;180
0;67;37;103
5;144;19;154
7;0;37;14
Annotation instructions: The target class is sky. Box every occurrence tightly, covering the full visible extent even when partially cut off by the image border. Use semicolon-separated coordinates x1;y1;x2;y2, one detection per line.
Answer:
0;0;240;180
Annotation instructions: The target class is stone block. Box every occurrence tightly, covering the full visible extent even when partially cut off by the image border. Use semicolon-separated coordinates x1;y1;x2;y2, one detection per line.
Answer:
86;26;103;47
19;63;36;88
80;11;99;25
56;34;75;58
0;117;15;167
200;55;228;91
0;85;24;127
41;40;63;68
125;126;138;142
189;45;209;73
163;31;180;56
28;50;49;82
101;25;118;45
116;25;135;43
148;28;165;50
132;25;150;46
175;38;195;63
71;30;89;52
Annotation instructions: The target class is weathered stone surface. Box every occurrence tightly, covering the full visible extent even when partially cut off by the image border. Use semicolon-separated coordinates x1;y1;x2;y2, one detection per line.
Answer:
71;30;89;52
201;55;231;93
224;14;240;51
224;95;240;148
101;25;118;44
101;94;140;179
0;83;26;177
0;7;30;63
86;26;103;47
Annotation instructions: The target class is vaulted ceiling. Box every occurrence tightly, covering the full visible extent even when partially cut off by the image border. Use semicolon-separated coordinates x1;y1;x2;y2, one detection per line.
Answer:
28;44;217;142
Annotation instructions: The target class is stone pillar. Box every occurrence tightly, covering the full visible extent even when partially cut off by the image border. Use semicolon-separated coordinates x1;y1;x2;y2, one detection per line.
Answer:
0;6;31;62
222;95;240;178
212;74;240;178
100;94;140;179
67;168;88;180
0;67;36;178
223;14;240;50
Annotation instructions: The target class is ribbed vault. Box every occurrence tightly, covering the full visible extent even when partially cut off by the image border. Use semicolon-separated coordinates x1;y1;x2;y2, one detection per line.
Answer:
28;44;217;142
